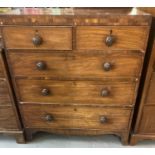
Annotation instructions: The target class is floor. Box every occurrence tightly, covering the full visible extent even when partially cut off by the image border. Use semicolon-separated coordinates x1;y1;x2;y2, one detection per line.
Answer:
0;133;155;148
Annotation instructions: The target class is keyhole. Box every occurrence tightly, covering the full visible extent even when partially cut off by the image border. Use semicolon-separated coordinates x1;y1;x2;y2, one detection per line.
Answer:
110;30;112;35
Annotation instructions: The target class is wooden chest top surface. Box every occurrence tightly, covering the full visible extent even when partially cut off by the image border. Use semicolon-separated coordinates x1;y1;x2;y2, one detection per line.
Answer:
0;7;152;26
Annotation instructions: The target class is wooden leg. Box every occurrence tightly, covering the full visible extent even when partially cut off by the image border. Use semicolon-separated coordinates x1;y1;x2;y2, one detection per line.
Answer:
1;131;26;144
130;135;139;146
14;133;26;144
25;129;35;141
130;134;155;145
130;134;147;146
119;132;129;145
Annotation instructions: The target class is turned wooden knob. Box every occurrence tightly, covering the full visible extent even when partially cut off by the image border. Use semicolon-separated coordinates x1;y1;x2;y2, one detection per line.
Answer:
36;61;46;70
44;114;54;122
41;88;50;96
32;35;43;46
100;116;107;123
103;62;112;71
105;35;115;46
101;89;110;97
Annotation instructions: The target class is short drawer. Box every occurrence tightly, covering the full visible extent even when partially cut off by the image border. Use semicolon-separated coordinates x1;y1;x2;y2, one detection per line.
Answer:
3;26;72;50
0;106;18;130
16;79;137;105
138;106;155;134
0;79;12;106
0;51;4;77
8;51;143;78
21;104;131;130
76;26;149;50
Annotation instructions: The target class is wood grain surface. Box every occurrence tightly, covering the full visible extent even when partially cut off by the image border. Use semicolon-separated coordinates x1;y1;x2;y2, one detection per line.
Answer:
0;52;4;77
76;26;149;51
138;105;155;134
7;51;143;79
0;79;12;106
0;105;18;130
15;79;137;105
3;26;72;50
21;104;131;130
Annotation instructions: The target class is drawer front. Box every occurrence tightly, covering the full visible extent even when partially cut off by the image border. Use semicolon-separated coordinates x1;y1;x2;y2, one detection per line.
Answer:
21;105;131;130
145;72;155;105
0;79;12;106
16;79;136;105
76;26;149;50
3;26;72;50
0;106;18;130
0;52;4;77
8;51;143;78
138;106;155;134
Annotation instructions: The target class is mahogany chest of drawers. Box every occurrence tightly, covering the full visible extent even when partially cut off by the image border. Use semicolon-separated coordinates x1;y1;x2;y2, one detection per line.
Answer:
0;8;152;144
0;29;25;143
130;8;155;145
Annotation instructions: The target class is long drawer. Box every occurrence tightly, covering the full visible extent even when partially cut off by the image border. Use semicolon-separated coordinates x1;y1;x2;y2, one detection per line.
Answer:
0;106;18;130
76;26;149;50
3;26;72;50
16;79;137;105
21;104;131;131
0;79;12;106
8;51;143;79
